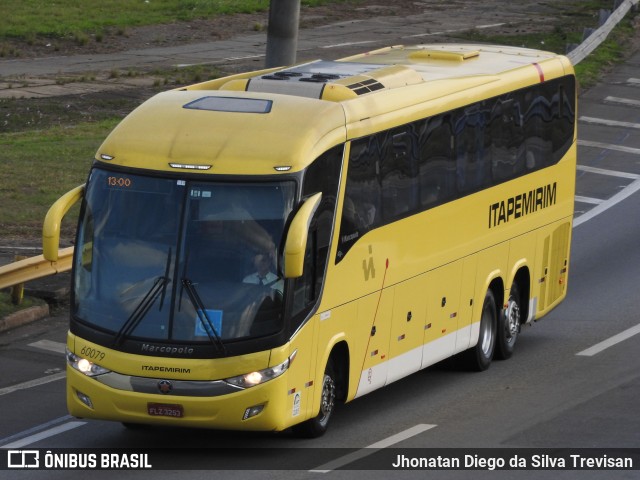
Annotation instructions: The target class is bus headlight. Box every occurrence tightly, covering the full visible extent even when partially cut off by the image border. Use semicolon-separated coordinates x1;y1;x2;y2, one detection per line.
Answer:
225;352;295;389
66;348;111;377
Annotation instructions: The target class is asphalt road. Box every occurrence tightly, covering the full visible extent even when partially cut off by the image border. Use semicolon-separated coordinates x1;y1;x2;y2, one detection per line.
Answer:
2;12;640;480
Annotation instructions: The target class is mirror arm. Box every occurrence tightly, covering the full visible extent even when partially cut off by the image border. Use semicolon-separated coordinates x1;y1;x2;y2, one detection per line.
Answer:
43;184;85;261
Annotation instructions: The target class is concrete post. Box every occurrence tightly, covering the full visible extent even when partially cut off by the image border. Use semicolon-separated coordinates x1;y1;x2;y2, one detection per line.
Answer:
10;254;26;305
265;0;301;68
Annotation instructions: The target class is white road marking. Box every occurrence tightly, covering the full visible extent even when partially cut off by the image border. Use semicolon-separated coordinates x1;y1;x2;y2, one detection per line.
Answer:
309;424;437;473
223;54;265;62
28;339;66;354
177;22;509;63
574;81;640;358
604;96;640;107
573;177;640;227
322;40;377;49
2;421;86;448
406;23;506;38
0;372;65;397
578;139;640;155
175;54;265;68
0;415;73;447
579;116;640;129
574;195;603;205
574;121;640;226
577;323;640;357
576;164;640;179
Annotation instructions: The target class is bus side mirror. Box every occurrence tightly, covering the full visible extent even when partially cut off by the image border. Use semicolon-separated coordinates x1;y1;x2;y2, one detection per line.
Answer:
283;192;322;279
43;184;85;261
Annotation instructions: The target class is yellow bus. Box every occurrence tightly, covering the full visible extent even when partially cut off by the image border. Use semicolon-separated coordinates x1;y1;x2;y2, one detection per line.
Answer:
55;44;576;437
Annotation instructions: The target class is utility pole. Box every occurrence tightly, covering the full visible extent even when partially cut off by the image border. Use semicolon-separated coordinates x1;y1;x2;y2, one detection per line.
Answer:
265;0;300;68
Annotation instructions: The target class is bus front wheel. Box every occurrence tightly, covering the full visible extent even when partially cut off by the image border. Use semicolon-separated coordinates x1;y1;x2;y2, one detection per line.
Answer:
293;361;336;438
464;289;497;371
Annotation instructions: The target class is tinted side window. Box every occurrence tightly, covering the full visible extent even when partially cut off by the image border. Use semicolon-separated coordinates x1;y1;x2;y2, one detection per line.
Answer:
417;114;456;208
455;103;492;194
380;128;419;221
488;96;526;182
337;137;382;261
336;75;575;263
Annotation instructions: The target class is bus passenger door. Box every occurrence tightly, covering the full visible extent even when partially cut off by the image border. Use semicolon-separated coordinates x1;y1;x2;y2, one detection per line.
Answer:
387;276;428;385
422;260;463;368
354;288;394;398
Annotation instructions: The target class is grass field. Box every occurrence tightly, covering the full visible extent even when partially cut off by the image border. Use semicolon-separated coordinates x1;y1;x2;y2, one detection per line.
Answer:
0;291;46;318
0;0;638;242
0;120;119;241
0;0;346;40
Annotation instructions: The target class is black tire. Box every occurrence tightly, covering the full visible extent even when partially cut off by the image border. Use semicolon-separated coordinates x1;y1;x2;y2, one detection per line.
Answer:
463;289;497;371
495;283;521;360
121;422;146;430
293;361;337;438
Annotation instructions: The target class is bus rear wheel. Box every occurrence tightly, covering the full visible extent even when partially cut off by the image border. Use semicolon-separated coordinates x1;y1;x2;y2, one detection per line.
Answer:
293;361;336;438
463;289;497;371
496;283;521;360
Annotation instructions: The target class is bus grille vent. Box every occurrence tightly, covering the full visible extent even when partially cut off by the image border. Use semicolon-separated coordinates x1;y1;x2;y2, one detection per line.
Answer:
261;72;341;83
346;78;385;95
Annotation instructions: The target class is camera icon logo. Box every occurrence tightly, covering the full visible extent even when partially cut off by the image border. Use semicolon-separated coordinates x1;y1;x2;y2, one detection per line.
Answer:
7;450;40;468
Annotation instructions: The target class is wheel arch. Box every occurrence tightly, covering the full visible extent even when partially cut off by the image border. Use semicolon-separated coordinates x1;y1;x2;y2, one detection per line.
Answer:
327;340;350;402
316;337;350;404
469;272;503;349
485;273;505;319
510;265;531;324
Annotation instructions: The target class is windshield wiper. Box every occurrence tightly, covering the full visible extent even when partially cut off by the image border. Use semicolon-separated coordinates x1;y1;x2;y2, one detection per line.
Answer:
114;275;169;346
158;247;173;311
114;247;173;346
181;278;227;355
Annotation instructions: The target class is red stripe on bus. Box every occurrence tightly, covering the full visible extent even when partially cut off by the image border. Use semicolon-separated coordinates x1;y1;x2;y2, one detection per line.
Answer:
533;63;545;82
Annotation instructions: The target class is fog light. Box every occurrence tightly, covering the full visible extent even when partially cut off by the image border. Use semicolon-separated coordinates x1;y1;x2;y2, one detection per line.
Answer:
76;390;94;409
242;404;265;420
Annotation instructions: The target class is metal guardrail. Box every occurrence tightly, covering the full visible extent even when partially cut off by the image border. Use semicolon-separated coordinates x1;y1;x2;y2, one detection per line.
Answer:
567;0;639;65
0;246;74;291
0;182;83;293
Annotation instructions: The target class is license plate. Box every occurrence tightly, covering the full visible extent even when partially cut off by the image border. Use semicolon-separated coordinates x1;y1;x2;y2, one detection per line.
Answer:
147;403;184;418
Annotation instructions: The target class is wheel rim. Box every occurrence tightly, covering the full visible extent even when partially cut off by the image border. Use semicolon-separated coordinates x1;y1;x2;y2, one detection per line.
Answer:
318;373;336;426
504;296;520;344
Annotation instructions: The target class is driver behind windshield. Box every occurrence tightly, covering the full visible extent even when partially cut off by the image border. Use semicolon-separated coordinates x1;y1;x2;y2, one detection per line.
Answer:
243;251;283;292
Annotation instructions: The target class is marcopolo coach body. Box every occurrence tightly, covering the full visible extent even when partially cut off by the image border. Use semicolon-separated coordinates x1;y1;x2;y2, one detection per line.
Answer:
55;44;576;436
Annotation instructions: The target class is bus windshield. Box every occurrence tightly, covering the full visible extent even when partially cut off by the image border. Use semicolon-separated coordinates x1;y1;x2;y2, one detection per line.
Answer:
73;167;296;347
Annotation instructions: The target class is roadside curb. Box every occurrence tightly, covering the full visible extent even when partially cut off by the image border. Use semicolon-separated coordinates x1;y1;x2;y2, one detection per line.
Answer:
0;304;50;334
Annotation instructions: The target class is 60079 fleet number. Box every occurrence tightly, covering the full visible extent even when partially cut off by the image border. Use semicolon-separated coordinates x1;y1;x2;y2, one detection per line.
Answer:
80;346;106;361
